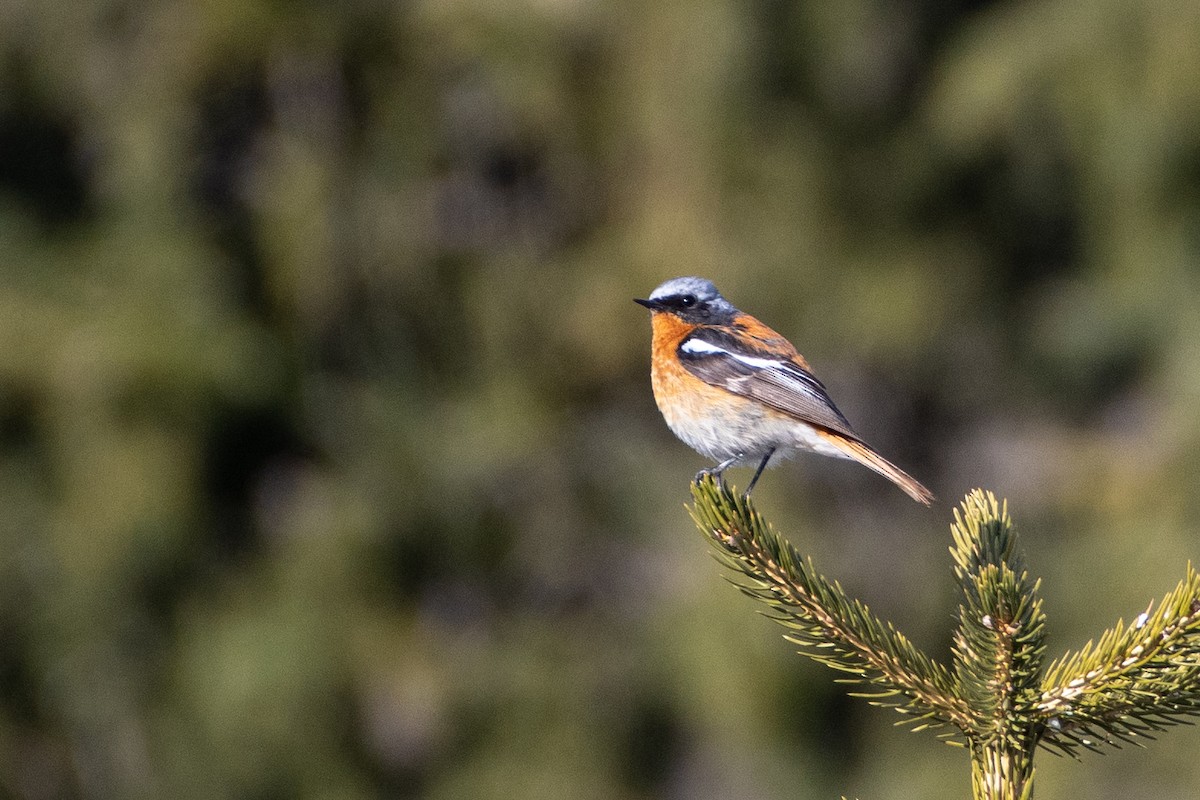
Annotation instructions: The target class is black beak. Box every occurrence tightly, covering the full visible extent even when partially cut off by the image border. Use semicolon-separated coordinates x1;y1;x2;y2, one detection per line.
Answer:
634;297;659;310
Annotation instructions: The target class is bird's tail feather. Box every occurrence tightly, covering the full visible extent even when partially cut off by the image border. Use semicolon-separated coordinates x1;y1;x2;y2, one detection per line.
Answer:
823;434;934;505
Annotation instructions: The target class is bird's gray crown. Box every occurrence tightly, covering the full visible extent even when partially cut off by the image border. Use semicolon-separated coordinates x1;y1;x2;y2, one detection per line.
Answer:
648;276;723;303
637;276;739;323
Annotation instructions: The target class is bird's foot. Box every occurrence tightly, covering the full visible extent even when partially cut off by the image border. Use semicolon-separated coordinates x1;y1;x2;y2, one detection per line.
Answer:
694;455;742;493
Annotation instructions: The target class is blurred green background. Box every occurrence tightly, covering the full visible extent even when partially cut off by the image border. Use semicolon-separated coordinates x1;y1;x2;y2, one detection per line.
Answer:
2;0;1199;798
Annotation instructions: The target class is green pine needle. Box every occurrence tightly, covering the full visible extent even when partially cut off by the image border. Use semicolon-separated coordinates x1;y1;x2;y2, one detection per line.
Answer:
688;477;972;734
687;477;1200;797
949;491;1047;745
1036;564;1200;756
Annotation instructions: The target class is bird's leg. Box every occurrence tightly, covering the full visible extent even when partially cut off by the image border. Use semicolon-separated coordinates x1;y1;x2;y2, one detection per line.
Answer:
743;449;775;497
695;455;741;490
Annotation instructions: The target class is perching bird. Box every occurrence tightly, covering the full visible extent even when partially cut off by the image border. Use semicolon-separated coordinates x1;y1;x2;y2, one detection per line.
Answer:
635;276;933;504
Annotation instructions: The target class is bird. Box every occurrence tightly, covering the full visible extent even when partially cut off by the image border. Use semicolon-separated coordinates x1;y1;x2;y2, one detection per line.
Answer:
634;276;933;504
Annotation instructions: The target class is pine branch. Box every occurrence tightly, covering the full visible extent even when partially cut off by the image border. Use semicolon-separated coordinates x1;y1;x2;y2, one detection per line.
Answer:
1036;565;1200;756
689;477;972;734
948;491;1043;795
687;480;1200;798
949;491;1047;741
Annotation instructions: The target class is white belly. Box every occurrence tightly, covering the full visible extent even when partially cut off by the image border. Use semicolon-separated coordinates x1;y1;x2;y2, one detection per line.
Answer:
660;392;850;466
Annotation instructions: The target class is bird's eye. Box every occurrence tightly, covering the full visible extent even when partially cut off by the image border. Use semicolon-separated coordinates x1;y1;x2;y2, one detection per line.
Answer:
679;295;697;307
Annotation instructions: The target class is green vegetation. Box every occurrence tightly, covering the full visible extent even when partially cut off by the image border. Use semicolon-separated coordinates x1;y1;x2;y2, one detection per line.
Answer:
1;1;1199;797
692;479;1200;799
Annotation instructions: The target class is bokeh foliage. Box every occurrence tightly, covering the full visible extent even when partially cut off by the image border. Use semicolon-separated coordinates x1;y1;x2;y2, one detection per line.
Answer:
1;1;1199;798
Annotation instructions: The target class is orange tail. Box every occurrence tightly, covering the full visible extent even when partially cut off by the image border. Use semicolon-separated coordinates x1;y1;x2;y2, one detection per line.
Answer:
821;433;934;505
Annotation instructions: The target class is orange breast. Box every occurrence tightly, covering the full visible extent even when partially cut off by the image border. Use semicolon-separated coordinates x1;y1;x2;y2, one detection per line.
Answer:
648;313;697;420
647;313;757;459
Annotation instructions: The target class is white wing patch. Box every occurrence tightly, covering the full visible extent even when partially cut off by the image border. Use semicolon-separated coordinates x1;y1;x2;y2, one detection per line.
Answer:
679;337;788;371
678;329;860;439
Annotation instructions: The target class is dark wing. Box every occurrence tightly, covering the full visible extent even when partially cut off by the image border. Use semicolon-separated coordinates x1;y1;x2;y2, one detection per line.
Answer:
678;327;860;440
